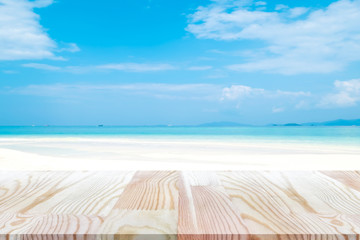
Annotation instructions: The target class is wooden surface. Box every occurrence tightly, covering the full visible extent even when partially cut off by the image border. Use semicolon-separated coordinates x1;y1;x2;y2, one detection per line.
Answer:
1;171;360;240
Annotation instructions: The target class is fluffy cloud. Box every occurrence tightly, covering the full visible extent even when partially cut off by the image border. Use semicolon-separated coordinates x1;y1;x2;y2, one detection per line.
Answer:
0;0;78;60
221;85;310;101
319;79;360;107
187;0;360;74
221;85;264;100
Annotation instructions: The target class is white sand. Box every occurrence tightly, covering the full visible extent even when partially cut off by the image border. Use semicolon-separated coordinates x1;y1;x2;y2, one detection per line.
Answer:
0;137;359;170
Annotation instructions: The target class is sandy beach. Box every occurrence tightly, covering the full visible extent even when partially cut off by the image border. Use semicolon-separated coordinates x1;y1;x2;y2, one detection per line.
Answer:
0;137;359;170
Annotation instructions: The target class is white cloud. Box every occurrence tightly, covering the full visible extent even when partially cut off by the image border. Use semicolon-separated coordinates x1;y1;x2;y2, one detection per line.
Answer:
187;66;213;71
255;1;266;6
6;79;359;111
31;0;53;8
227;58;341;75
10;82;313;105
11;83;220;101
319;79;360;108
289;7;309;18
13;80;359;110
221;85;311;101
97;63;176;72
17;83;214;93
295;100;309;109
0;0;78;61
275;4;288;11
187;0;360;74
22;63;61;71
2;70;17;74
58;43;80;53
221;85;264;100
275;90;311;97
22;62;177;73
207;49;226;54
272;107;284;113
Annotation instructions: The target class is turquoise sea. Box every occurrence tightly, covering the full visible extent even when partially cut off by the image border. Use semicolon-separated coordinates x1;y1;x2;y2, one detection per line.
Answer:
0;126;360;146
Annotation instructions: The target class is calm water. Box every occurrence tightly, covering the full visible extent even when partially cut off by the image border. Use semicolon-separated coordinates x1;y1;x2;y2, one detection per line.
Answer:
0;126;360;145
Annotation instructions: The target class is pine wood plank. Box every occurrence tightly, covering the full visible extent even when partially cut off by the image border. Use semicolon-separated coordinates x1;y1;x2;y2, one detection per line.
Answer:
320;171;360;192
218;171;360;240
99;171;179;239
0;171;360;240
178;171;249;240
0;171;134;216
114;171;178;210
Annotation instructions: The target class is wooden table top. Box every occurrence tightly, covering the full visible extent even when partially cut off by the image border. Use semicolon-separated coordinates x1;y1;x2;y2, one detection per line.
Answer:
1;171;360;240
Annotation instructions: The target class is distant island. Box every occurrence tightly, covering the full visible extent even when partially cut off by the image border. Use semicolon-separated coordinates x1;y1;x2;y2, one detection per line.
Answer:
198;119;360;127
301;119;360;126
35;119;360;128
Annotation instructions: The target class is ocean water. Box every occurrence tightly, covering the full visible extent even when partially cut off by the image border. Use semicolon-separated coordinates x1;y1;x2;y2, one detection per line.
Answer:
0;126;360;146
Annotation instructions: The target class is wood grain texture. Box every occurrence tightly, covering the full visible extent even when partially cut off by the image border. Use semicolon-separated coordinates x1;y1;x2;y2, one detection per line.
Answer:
1;171;360;240
101;171;179;239
218;171;360;240
114;171;178;210
178;171;249;240
320;171;360;192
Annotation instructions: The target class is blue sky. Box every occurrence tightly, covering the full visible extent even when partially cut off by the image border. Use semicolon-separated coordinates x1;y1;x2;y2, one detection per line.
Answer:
0;0;360;125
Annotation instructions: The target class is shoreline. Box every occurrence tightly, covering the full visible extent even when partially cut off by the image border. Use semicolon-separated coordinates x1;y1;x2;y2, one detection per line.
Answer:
1;134;360;146
1;136;360;170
